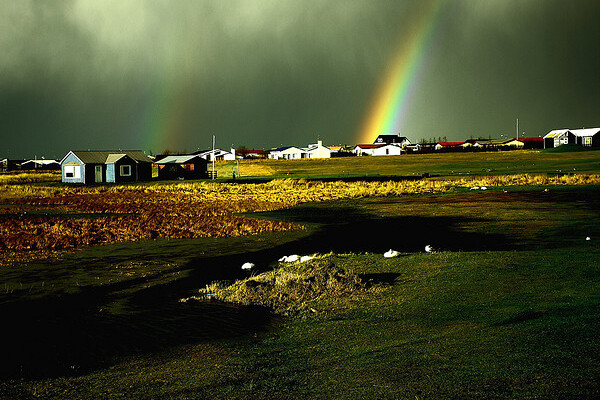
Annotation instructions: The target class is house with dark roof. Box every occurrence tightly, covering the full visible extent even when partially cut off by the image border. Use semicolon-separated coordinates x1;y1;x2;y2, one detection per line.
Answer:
374;134;411;147
571;128;600;148
543;129;572;148
154;154;209;180
60;150;153;184
1;159;25;172
543;128;600;148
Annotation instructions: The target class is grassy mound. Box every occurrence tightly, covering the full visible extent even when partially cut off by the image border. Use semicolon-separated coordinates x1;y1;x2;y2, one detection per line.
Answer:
198;257;369;315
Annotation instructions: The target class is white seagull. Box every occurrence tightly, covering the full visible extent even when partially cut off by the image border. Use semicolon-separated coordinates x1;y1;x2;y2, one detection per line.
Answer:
241;262;255;270
384;249;399;258
279;254;300;263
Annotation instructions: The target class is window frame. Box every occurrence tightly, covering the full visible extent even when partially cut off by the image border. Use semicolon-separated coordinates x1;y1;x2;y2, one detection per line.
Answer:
64;165;80;179
120;165;132;177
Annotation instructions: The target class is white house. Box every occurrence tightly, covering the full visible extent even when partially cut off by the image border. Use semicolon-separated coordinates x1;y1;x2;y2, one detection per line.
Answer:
571;128;600;147
305;140;331;159
195;148;236;161
268;146;306;160
353;143;403;156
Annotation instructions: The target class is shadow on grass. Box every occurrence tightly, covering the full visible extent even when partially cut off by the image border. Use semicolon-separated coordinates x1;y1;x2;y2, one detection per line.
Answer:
0;277;275;379
0;201;516;380
245;204;516;255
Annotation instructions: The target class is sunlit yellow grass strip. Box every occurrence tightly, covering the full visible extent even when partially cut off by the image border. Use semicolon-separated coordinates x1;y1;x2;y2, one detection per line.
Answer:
3;174;600;205
0;172;61;184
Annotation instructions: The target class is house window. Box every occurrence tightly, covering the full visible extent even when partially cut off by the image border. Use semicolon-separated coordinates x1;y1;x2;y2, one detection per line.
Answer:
120;165;132;176
583;137;592;147
64;165;80;179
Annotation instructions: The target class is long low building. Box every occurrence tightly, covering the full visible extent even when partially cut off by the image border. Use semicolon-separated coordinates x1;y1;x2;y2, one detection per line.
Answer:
268;140;331;159
353;143;404;156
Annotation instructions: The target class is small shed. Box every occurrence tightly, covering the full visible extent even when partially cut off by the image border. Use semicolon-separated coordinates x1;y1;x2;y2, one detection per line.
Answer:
154;155;209;180
60;150;153;184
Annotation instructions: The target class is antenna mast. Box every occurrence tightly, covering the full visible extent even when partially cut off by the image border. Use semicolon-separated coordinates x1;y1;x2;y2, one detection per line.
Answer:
212;135;215;180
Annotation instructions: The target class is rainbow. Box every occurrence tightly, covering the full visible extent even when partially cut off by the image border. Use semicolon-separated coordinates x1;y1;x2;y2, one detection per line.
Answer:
356;0;444;144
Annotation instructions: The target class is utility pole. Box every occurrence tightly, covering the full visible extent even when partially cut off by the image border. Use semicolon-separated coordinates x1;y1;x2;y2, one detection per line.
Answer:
212;135;215;180
516;118;519;140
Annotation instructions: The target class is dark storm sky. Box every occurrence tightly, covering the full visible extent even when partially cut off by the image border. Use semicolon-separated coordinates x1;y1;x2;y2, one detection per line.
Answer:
1;0;598;159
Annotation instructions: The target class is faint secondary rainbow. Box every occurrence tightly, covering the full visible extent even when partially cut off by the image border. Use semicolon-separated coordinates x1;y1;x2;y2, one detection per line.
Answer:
139;40;198;154
356;1;444;144
141;77;192;154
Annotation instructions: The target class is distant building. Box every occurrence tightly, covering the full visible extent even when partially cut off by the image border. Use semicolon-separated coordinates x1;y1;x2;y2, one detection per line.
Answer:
154;154;209;180
236;149;266;159
1;159;25;171
518;137;544;149
353;143;404;156
434;141;472;151
405;144;421;153
194;148;236;161
268;146;305;160
502;138;525;149
374;134;411;148
543;128;600;148
305;140;331;159
543;129;572;148
268;141;332;159
571;128;600;148
60;150;153;184
19;159;61;170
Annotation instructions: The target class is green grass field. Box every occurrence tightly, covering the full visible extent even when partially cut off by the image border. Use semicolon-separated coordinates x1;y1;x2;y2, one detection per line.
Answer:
3;184;599;399
2;150;600;398
219;148;600;180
